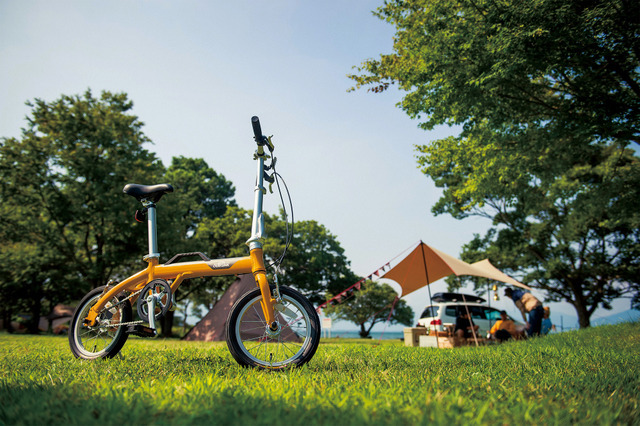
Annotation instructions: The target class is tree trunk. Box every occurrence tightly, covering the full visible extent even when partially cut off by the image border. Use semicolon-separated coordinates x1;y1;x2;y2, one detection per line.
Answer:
571;287;592;328
575;304;592;329
182;300;190;336
160;310;174;337
359;322;369;338
2;308;14;333
27;289;42;334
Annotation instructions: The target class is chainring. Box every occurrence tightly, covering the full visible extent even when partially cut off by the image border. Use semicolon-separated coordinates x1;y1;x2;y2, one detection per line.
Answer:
136;279;172;322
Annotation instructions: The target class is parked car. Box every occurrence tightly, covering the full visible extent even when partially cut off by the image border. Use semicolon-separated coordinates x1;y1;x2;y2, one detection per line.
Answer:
417;292;523;337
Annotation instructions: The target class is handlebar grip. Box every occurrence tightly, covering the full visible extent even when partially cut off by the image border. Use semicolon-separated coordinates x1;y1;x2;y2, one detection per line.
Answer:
251;116;264;143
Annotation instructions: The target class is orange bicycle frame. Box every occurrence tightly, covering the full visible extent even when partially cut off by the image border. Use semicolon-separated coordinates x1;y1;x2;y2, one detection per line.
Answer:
84;134;277;329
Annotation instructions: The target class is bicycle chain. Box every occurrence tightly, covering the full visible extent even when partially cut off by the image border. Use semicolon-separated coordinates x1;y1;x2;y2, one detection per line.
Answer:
97;283;174;329
96;319;145;330
98;286;144;311
94;286;146;329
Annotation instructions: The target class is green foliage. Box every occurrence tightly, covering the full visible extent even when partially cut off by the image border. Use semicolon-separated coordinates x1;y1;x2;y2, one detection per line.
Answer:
0;90;163;332
162;156;237;248
1;323;639;424
325;281;414;337
0;90;358;336
152;156;237;336
420;125;640;328
350;0;640;327
194;207;359;306
350;0;639;146
267;216;360;305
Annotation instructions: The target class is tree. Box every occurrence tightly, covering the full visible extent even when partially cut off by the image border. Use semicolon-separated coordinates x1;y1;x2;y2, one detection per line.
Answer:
265;215;361;305
161;156;236;248
421;130;640;328
350;0;639;146
151;156;237;336
324;281;414;338
350;0;640;327
0;90;163;332
192;207;359;312
0;90;359;335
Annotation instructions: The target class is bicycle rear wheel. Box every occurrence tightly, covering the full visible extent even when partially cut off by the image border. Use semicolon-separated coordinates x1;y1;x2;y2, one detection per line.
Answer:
69;286;132;360
226;285;320;369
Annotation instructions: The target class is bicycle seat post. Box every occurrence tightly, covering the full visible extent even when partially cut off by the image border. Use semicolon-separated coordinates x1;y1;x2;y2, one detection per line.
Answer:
143;200;160;260
122;183;173;262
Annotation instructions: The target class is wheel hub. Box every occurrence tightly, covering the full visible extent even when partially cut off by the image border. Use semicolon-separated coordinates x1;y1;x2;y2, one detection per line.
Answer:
265;321;281;337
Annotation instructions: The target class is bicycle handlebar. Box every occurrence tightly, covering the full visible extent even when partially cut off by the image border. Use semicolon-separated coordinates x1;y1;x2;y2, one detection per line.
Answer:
252;116;265;144
251;116;274;155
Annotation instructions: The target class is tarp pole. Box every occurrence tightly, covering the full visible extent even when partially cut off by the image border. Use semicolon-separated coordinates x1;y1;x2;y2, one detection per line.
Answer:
419;241;438;347
461;294;479;347
487;283;493;339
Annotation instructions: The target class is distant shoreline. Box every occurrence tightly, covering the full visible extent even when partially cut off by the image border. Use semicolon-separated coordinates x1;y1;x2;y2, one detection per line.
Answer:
322;330;404;340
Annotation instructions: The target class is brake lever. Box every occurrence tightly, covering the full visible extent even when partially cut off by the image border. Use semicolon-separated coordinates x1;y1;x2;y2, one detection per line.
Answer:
266;135;274;152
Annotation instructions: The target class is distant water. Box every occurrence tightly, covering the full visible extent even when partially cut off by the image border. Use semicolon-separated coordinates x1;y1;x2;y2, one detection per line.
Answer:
592;309;640;326
323;330;404;340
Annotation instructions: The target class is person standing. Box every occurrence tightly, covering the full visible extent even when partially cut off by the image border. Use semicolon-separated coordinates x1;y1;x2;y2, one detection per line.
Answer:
504;287;544;337
541;306;555;335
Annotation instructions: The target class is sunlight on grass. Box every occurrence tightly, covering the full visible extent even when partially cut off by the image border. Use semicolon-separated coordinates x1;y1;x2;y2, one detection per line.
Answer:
1;323;638;425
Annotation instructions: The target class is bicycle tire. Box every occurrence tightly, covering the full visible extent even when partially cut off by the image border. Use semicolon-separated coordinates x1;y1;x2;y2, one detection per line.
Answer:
69;286;132;360
225;285;320;370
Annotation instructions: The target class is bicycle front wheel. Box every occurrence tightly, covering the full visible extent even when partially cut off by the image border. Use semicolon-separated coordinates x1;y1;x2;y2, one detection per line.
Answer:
226;285;320;369
69;286;132;360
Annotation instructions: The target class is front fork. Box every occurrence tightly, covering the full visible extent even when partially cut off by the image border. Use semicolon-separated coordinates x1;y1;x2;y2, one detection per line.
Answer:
248;152;279;330
250;248;277;330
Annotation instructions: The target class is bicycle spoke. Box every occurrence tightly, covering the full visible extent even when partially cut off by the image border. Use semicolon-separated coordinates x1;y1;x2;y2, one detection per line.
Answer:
283;315;305;329
99;332;109;349
84;333;100;346
242;335;269;343
239;326;265;335
82;311;107;351
276;333;282;360
240;324;264;331
247;340;267;355
281;318;308;340
251;304;266;324
79;328;96;338
280;341;302;356
230;288;319;368
70;288;131;359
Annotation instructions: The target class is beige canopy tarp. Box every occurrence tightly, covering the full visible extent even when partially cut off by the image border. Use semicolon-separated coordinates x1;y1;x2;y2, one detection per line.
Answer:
469;259;529;289
381;242;530;297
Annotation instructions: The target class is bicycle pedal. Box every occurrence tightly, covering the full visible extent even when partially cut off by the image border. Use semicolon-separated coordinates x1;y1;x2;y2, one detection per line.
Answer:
126;324;157;338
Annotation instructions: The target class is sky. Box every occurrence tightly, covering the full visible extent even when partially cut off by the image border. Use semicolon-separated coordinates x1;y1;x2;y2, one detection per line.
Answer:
0;0;633;331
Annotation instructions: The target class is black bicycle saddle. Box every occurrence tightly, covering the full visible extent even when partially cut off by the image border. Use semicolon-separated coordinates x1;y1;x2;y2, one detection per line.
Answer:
123;183;174;203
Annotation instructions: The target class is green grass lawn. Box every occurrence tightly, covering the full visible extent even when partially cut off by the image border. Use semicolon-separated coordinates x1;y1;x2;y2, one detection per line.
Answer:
1;323;638;425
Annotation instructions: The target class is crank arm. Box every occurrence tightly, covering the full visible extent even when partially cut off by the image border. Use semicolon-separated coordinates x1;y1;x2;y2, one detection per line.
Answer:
147;296;158;331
